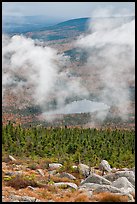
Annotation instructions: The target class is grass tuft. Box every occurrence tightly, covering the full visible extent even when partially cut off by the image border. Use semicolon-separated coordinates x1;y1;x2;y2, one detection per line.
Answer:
74;193;91;202
5;174;43;190
93;192;129;202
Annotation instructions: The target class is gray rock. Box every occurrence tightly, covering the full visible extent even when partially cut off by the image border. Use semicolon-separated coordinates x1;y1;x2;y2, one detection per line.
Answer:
15;171;23;176
9;155;16;161
5;171;23;176
37;169;45;177
93;185;124;194
104;171;135;186
99;160;112;172
111;167;117;173
78;163;90;177
121;168;129;171
111;177;135;194
49;163;62;170
130;167;135;174
48;170;57;175
57;172;76;180
80;173;112;186
10;195;22;201
54;182;78;190
21;196;37;202
5;171;15;176
79;183;105;190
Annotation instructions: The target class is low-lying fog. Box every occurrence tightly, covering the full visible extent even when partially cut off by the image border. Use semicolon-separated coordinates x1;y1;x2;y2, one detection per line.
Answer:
44;99;110;115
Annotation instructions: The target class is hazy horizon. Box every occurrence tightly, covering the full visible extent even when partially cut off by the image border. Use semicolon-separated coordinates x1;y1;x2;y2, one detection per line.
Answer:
2;2;135;22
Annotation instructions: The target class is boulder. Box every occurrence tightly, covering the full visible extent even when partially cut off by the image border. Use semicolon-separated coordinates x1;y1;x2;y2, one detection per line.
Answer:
79;183;123;194
21;196;37;202
53;182;78;190
57;172;76;180
9;195;22;201
78;163;90;177
80;173;111;186
111;177;135;194
79;183;101;190
104;171;135;186
48;163;62;170
99;160;112;173
93;185;124;194
129;167;135;174
121;168;129;171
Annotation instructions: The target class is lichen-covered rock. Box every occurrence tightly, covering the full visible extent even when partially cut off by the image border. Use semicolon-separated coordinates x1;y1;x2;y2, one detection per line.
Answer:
99;160;112;172
104;171;135;186
78;163;90;177
57;172;76;180
93;185;124;194
80;173;112;186
54;182;78;190
49;163;62;170
130;167;135;174
79;183;104;190
21;195;37;202
111;177;135;194
9;195;22;201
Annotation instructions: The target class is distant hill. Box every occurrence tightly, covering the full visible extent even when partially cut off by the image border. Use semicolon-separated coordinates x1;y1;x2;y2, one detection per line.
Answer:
24;18;90;41
2;15;61;34
24;16;134;42
3;16;134;40
40;17;90;32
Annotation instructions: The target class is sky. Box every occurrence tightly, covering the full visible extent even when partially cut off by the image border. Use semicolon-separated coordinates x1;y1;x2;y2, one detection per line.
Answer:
2;2;135;21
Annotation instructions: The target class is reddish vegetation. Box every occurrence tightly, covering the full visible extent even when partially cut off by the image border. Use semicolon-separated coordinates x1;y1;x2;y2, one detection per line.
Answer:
91;192;129;202
2;157;134;202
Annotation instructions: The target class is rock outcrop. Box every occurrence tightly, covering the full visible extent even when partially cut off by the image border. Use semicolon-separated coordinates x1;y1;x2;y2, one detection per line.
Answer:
2;156;135;202
80;173;112;185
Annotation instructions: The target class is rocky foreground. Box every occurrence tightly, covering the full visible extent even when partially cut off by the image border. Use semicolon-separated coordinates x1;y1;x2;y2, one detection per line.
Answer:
2;155;135;202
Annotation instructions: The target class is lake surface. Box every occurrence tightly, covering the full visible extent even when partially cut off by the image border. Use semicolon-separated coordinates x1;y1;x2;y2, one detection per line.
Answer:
45;99;110;115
